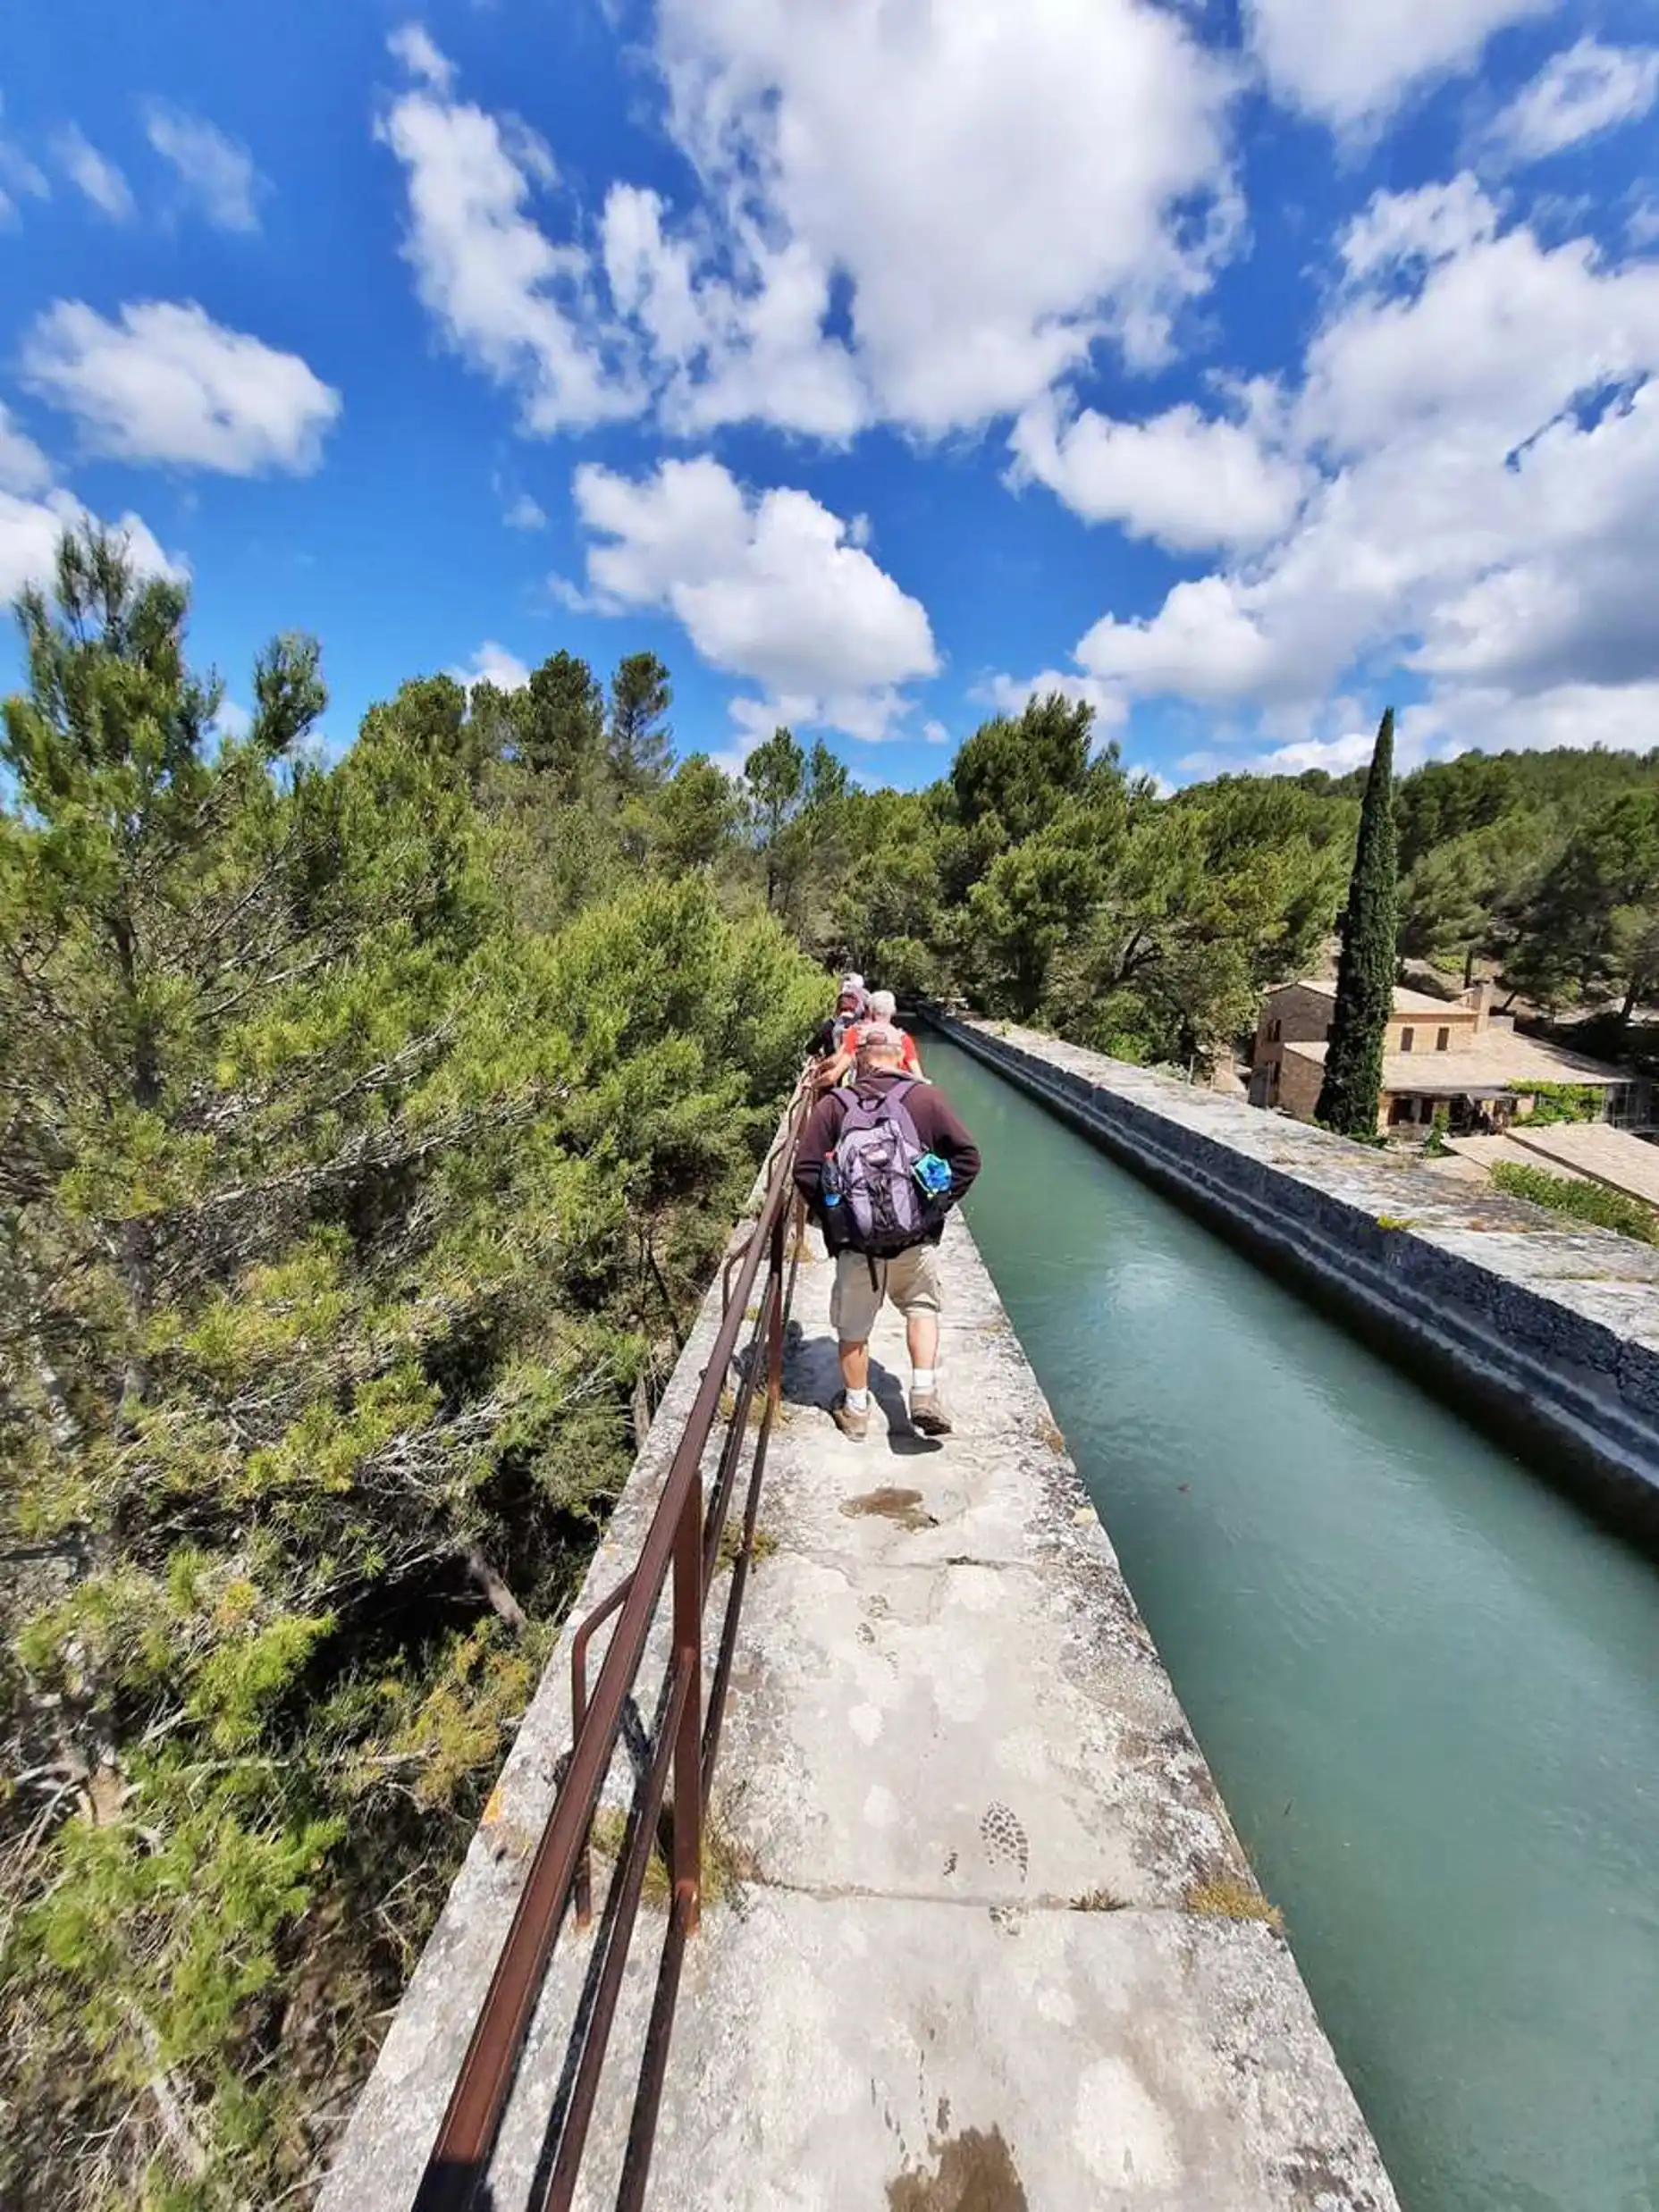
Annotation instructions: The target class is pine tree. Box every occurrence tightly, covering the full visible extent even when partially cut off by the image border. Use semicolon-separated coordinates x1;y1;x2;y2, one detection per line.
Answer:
1316;707;1398;1136
606;651;672;794
515;650;605;798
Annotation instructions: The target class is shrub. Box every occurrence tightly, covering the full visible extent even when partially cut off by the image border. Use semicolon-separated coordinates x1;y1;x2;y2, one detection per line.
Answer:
1489;1162;1659;1242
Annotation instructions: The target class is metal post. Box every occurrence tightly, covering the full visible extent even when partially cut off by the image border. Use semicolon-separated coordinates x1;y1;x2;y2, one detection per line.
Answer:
766;1209;787;1410
670;1471;703;1935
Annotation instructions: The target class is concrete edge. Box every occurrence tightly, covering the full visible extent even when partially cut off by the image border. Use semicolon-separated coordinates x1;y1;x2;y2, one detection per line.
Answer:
932;1013;1659;1527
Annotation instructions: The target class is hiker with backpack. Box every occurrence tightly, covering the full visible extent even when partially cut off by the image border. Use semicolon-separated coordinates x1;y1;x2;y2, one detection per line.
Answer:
794;1022;981;1440
809;975;868;1070
814;987;925;1090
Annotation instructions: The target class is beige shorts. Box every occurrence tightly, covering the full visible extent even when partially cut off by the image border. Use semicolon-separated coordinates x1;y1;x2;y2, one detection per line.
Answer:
830;1244;942;1344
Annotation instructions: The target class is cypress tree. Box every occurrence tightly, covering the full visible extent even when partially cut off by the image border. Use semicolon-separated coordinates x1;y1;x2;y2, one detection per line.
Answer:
1316;706;1398;1136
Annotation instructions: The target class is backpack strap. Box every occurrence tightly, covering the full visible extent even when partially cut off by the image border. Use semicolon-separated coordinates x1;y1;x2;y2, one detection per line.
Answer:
875;1078;925;1148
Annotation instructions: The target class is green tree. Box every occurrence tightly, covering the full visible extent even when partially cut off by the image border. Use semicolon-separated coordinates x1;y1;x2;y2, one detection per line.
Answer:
965;823;1103;1018
515;650;605;799
607;652;673;794
1509;790;1659;1019
652;754;739;875
1317;708;1398;1136
744;727;806;913
950;692;1096;847
0;530;825;2210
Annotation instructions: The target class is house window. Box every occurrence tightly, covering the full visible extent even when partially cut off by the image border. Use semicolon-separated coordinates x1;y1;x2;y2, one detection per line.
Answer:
1436;1027;1450;1051
1400;1027;1415;1053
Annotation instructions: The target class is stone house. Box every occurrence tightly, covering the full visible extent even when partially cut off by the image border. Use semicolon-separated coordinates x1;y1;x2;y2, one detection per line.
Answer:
1249;980;1650;1135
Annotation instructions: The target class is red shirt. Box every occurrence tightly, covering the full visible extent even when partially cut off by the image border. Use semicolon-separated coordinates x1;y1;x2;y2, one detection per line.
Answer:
853;1022;922;1074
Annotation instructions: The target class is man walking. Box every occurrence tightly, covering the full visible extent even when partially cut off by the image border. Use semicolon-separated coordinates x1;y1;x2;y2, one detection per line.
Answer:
794;1023;981;1439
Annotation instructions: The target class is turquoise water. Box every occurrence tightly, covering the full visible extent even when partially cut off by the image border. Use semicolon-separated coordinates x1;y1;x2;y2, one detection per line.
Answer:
925;1037;1659;2212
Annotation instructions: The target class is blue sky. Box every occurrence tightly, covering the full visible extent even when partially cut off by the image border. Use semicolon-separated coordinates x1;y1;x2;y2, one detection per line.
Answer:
2;0;1658;790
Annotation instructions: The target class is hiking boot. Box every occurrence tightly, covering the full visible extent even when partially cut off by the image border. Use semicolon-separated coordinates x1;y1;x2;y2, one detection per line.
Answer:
831;1392;870;1441
909;1391;952;1436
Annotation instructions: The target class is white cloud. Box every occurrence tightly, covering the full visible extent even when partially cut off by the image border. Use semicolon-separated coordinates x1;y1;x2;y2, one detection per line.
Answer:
571;454;938;740
54;125;134;221
1484;38;1659;168
0;404;52;496
0;488;180;605
0;120;50;224
215;698;253;739
922;719;950;745
1245;0;1554;128
1061;181;1659;768
981;669;1128;728
381;3;1241;443
646;0;1240;434
1402;682;1659;759
451;640;531;691
1336;171;1497;281
1009;391;1306;552
501;491;547;530
379;33;636;434
22;299;341;475
599;181;865;440
388;23;456;94
145;105;263;231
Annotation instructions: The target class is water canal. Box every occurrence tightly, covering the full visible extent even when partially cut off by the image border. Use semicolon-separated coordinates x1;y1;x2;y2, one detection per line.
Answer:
922;1034;1659;2212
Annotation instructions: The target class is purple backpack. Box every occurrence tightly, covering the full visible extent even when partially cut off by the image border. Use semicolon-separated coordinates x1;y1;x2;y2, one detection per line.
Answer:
824;1081;942;1256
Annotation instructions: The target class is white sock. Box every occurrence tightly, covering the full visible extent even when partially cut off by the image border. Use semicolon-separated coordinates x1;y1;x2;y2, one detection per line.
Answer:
846;1386;870;1412
912;1369;937;1395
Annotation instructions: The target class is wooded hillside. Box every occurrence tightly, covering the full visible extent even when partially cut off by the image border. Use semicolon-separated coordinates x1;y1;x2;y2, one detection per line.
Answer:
0;533;821;2210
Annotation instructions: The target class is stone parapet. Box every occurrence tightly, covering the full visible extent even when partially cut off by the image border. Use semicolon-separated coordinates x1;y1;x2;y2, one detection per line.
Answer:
934;1013;1659;1519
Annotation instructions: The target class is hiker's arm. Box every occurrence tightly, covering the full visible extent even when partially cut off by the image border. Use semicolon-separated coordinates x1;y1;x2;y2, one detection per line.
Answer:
794;1097;837;1211
922;1097;981;1199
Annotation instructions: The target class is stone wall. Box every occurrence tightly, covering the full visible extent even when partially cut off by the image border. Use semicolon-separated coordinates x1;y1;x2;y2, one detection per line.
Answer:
933;1014;1659;1522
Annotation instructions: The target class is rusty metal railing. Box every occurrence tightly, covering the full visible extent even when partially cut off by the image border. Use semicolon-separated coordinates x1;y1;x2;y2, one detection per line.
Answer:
412;1083;813;2212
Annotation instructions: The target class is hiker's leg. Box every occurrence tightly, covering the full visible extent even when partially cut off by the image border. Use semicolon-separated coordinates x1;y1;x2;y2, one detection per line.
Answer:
890;1248;950;1434
905;1308;939;1376
888;1247;942;1381
830;1252;882;1400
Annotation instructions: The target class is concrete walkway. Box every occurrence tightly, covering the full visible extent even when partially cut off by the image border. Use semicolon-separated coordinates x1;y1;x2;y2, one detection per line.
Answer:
323;1207;1398;2211
568;1215;1395;2210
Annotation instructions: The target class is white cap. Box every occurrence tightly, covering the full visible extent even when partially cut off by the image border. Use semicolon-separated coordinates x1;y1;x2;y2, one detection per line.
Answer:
839;972;864;995
856;1022;903;1054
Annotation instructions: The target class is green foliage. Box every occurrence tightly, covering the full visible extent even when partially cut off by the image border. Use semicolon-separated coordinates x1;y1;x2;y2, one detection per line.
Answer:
516;650;605;798
0;526;820;2210
1512;1081;1603;1125
1489;1162;1659;1242
607;652;672;795
1508;788;1659;1017
951;691;1095;845
1318;710;1398;1137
